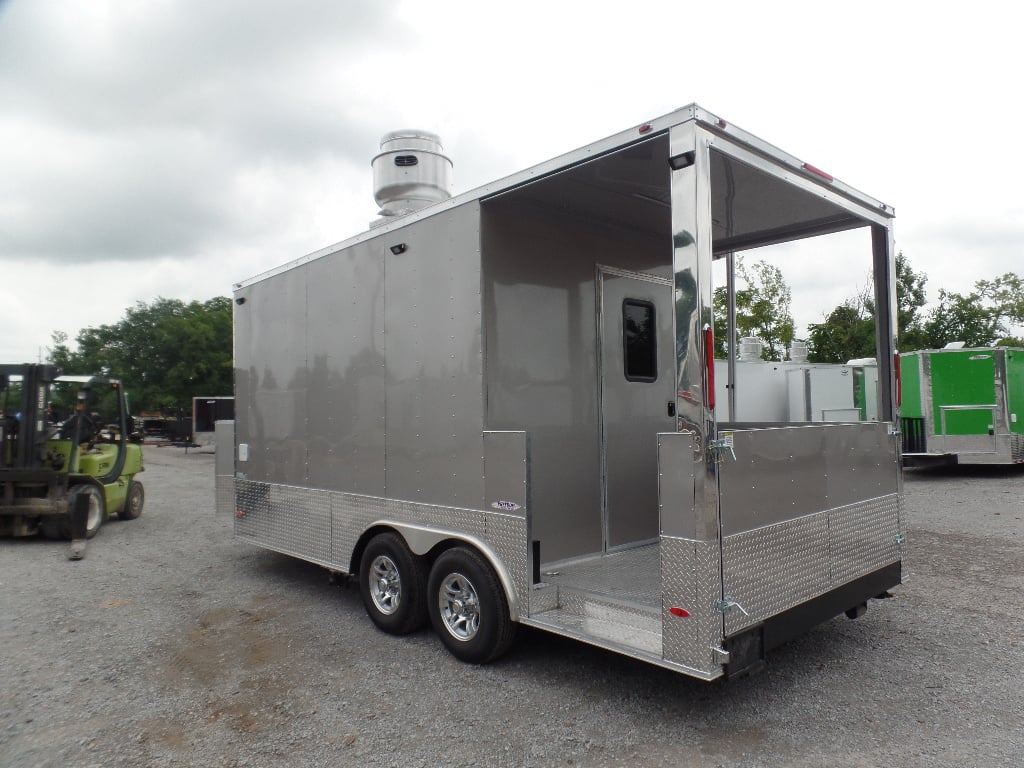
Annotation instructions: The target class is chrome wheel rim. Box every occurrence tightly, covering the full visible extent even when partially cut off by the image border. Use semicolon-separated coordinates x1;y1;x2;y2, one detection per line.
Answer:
369;555;402;615
438;572;480;642
129;488;142;515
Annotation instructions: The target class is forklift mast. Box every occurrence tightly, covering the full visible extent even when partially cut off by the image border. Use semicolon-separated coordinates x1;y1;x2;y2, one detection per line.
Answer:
0;364;61;469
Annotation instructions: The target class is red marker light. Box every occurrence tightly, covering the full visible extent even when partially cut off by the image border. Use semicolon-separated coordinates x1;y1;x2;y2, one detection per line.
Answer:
894;352;902;407
639;123;652;134
717;119;727;128
704;325;716;411
802;162;834;182
669;607;690;618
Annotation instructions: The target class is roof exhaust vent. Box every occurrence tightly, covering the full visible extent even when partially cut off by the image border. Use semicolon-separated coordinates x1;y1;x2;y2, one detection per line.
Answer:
788;340;809;364
371;130;452;228
737;337;763;362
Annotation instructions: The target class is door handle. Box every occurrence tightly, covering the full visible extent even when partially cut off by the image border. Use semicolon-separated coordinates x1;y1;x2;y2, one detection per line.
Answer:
667;401;676;417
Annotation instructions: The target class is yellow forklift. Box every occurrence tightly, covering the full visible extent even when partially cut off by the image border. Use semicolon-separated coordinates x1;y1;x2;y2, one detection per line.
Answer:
0;364;145;542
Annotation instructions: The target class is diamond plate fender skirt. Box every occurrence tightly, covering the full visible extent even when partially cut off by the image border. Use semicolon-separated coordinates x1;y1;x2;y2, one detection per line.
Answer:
232;479;529;621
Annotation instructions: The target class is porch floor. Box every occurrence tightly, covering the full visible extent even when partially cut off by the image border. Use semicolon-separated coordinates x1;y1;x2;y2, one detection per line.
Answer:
541;542;661;609
526;542;663;657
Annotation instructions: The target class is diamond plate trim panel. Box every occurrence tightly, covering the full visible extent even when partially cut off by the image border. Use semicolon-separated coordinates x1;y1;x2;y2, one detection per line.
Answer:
722;493;901;635
234;483;332;563
234;480;528;610
539;544;660;605
661;537;722;677
830;495;901;584
551;592;661;655
486;512;529;615
1011;433;1024;463
234;480;265;539
723;514;830;634
215;474;235;517
529;584;559;614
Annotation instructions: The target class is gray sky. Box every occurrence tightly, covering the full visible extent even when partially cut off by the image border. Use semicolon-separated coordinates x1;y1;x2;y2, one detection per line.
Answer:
2;0;1021;361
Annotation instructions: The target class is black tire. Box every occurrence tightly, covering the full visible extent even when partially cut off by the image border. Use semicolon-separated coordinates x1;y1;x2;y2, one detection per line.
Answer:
66;484;105;539
118;481;144;520
359;532;428;635
427;546;516;664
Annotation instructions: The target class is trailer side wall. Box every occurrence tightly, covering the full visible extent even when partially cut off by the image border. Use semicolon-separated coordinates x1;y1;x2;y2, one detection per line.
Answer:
235;204;486;507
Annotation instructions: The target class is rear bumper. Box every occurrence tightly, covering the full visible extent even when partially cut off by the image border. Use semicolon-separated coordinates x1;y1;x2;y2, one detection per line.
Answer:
724;561;901;678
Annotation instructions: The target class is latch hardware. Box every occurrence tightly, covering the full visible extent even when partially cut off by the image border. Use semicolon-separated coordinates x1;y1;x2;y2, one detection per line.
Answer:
715;597;749;616
709;432;736;462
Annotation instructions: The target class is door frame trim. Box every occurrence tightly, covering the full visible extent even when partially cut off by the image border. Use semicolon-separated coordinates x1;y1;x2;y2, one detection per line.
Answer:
596;265;673;552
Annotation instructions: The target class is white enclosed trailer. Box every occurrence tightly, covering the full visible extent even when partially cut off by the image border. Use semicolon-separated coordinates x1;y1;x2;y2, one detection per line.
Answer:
222;105;903;680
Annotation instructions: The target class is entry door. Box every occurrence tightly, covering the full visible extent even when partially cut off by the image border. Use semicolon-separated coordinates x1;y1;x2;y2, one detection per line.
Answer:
599;269;675;550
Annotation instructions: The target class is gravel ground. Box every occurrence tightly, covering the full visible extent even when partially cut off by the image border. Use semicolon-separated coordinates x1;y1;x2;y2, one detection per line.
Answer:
1;448;1022;768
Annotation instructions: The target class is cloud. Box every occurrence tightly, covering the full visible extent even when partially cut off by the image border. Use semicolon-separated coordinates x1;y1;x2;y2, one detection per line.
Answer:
0;0;397;263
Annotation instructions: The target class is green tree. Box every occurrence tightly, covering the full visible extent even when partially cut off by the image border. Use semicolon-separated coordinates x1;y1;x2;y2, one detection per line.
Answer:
922;288;1003;348
808;252;929;362
921;272;1024;348
807;300;875;363
713;257;795;360
49;297;232;412
894;253;929;351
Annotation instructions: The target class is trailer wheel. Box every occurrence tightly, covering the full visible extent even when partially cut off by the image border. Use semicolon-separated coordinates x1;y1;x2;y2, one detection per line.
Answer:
359;532;428;635
427;546;516;664
118;481;144;520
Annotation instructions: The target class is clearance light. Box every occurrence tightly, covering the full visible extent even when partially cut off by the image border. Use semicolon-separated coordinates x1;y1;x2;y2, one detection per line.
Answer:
639;123;653;134
669;607;690;618
704;325;716;411
802;162;834;182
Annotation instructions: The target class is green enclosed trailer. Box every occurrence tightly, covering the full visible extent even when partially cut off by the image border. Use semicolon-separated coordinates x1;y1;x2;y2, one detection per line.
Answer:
900;346;1024;465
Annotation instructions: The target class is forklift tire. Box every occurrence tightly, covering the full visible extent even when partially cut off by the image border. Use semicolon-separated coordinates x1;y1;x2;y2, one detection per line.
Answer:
427;546;516;664
65;484;105;539
359;532;428;636
118;481;145;520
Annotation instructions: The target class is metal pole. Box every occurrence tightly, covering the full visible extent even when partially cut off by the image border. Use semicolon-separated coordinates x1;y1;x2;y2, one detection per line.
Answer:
726;251;737;421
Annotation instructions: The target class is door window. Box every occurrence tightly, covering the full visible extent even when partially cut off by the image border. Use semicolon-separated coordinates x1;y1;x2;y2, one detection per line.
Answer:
623;299;657;382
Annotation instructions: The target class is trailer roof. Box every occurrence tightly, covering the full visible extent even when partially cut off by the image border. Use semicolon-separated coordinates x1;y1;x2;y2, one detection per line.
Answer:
236;104;894;290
